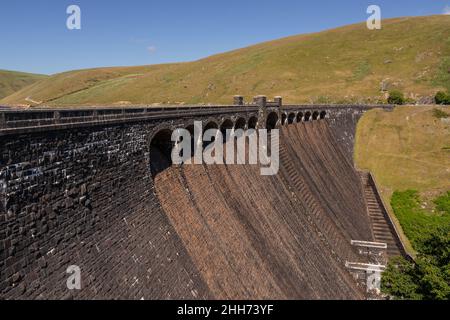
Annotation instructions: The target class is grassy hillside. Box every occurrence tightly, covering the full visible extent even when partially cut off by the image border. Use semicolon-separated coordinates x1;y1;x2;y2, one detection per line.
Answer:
355;105;450;254
2;15;449;107
355;106;450;195
0;70;47;100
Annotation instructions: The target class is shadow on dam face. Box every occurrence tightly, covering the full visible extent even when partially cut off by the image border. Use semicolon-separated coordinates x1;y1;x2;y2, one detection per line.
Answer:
248;116;258;129
288;113;296;124
234;117;246;130
220;119;234;141
304;111;312;121
150;129;174;178
151;119;372;299
203;121;219;149
266;112;278;130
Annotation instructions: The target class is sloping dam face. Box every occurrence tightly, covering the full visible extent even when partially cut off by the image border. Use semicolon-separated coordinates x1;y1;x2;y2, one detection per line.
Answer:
0;116;374;299
153;121;372;299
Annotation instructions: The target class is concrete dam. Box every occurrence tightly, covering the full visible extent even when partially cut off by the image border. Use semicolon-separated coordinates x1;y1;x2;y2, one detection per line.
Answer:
0;96;407;299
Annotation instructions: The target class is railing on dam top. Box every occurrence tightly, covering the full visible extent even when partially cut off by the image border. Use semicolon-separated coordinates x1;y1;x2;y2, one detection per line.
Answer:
0;105;260;133
0;95;393;134
282;104;392;111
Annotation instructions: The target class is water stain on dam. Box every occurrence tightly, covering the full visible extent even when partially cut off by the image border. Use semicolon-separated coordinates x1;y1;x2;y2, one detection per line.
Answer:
153;120;372;299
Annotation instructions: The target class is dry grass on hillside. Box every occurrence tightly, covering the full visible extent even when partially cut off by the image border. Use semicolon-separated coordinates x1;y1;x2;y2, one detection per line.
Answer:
355;105;450;253
2;15;449;107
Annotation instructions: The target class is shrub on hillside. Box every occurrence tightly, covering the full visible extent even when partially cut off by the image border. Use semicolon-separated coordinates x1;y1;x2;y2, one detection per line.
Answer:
433;108;449;119
382;191;450;300
435;91;450;105
388;90;405;105
382;227;450;300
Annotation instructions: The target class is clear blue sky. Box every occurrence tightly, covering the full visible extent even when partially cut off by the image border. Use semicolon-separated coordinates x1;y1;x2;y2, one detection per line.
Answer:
0;0;448;74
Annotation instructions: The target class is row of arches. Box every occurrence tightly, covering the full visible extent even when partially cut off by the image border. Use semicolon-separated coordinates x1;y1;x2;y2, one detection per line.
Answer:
150;116;259;177
150;110;327;176
220;116;258;131
281;110;327;126
183;116;259;139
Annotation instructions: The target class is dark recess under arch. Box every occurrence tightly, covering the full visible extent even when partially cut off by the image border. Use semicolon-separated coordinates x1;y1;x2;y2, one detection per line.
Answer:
221;119;234;141
281;113;287;125
203;121;219;148
234;118;246;130
150;129;174;178
248;116;258;129
266;112;278;131
288;113;296;124
204;121;219;132
304;112;312;121
185;124;196;159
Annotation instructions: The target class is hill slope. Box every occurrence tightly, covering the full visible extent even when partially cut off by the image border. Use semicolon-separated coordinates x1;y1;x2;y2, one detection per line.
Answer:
355;105;450;253
355;106;450;196
2;15;449;107
0;70;47;100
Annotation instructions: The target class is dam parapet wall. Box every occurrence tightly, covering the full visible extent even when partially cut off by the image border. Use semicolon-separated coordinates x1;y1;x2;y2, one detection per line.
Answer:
0;97;393;133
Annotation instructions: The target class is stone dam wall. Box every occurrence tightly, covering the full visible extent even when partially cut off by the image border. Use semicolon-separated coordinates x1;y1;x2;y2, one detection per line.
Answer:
0;100;398;299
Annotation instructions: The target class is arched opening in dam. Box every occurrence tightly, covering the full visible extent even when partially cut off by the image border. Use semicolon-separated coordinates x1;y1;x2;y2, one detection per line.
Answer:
266;112;279;131
312;111;320;121
234;118;246;130
203;121;219;148
185;124;196;158
220;119;234;141
288;113;296;125
150;129;174;178
186;124;195;135
281;113;287;126
304;112;312;121
204;121;219;132
248;116;258;129
320;111;327;120
296;112;303;123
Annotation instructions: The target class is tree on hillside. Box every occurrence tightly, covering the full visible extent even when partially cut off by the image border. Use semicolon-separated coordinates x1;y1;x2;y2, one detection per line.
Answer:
435;91;450;105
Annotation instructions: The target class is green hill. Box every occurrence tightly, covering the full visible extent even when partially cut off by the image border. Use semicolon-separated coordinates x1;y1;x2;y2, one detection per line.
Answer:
0;70;47;100
1;15;449;107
